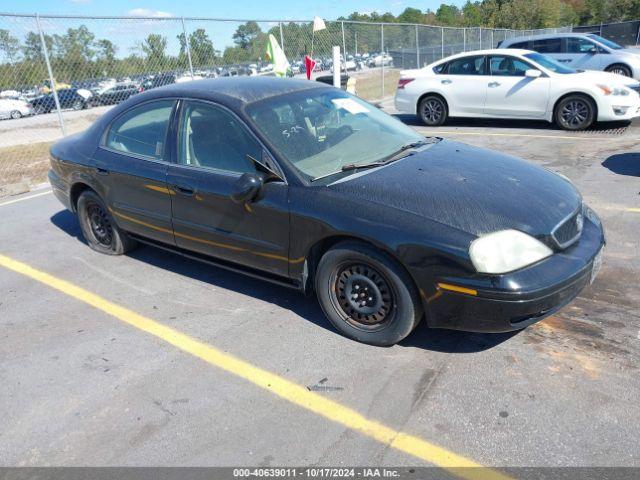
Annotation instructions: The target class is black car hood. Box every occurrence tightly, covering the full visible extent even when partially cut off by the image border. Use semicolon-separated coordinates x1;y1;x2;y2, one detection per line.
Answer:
329;140;580;238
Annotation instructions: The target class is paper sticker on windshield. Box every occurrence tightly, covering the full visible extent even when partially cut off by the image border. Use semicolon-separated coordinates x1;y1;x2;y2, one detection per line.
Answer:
331;98;369;115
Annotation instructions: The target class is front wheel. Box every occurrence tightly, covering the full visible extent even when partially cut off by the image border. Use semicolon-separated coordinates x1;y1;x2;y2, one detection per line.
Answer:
77;190;137;255
554;95;595;131
418;95;448;126
605;64;632;77
315;241;423;346
72;100;84;111
10;110;22;119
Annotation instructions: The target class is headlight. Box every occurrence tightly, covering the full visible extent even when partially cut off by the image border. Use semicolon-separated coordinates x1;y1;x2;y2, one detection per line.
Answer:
469;230;553;274
597;84;629;96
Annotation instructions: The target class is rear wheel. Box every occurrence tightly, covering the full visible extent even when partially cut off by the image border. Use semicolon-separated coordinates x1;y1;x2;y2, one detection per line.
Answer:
315;241;423;346
77;190;136;255
72;99;84;111
605;64;632;77
418;95;448;126
554;95;595;131
10;110;21;119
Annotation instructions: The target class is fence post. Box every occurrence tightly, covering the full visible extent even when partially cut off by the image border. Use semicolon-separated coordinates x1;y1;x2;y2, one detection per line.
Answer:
479;27;482;49
636;23;640;45
181;17;194;79
341;21;347;74
36;14;65;136
279;22;284;51
441;27;444;59
415;24;420;68
380;24;384;99
491;29;494;48
463;27;466;52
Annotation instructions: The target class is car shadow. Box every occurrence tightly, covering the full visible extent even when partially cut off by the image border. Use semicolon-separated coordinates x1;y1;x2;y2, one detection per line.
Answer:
394;113;633;132
51;209;516;354
602;153;640;177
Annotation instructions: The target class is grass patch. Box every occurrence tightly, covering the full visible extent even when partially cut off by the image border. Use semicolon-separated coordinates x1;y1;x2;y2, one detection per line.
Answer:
355;69;400;102
0;141;52;193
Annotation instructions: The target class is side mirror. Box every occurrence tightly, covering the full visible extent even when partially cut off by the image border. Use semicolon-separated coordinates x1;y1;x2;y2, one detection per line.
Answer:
231;172;263;204
525;69;542;78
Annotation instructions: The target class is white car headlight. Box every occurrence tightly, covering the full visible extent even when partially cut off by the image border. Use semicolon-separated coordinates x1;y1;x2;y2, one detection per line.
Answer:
469;229;553;274
597;84;629;96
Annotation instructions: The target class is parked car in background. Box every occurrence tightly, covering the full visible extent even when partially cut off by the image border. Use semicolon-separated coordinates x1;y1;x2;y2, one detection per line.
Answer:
31;88;91;114
0;98;33;119
395;49;640;130
89;83;139;106
499;33;640;79
139;73;176;92
48;78;604;346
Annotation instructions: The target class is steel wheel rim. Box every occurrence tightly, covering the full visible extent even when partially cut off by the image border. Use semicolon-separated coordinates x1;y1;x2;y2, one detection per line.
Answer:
10;110;21;119
423;99;443;124
86;202;113;246
330;262;395;331
561;100;589;128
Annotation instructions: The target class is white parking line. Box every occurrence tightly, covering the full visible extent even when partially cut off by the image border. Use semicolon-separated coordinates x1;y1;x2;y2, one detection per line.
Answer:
419;130;636;141
0;190;52;208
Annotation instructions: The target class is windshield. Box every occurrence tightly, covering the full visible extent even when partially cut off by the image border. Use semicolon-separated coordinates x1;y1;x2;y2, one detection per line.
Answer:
247;89;425;181
524;52;577;74
588;34;623;50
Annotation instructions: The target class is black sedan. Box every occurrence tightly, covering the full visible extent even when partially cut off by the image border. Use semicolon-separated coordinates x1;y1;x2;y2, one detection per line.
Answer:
31;88;89;114
48;78;605;346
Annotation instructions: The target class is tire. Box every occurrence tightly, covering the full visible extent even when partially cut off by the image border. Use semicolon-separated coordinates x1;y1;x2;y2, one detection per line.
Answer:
605;64;632;77
77;190;137;255
72;100;84;111
315;241;423;346
554;94;596;131
10;110;21;119
418;95;448;126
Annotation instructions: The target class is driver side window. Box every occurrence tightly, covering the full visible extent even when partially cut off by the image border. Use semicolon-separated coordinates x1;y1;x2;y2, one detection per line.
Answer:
179;101;260;174
489;56;532;77
566;37;599;54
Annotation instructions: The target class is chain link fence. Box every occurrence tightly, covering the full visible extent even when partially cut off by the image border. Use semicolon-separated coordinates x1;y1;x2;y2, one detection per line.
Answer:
0;12;569;195
573;20;640;46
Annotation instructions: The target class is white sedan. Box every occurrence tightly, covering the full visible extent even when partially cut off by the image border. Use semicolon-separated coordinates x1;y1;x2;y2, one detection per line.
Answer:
0;98;33;120
395;48;640;130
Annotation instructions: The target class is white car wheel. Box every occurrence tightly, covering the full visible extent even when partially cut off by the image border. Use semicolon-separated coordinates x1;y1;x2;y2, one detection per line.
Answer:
10;110;22;119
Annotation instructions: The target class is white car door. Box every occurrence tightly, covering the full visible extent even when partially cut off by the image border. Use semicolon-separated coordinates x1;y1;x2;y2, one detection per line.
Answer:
436;55;489;115
484;55;550;118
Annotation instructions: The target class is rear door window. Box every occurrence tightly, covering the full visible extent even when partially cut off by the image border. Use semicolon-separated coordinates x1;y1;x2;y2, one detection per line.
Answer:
105;100;174;159
446;56;486;75
532;38;562;53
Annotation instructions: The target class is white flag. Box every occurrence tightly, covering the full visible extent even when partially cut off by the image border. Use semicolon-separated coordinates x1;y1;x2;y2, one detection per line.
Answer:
313;16;326;32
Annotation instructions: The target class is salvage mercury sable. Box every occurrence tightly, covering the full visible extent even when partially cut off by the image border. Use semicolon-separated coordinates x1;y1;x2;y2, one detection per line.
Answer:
395;48;640;130
49;78;605;346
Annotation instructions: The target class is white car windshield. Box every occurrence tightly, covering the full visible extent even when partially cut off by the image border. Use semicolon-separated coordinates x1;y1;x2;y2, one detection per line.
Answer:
524;52;577;74
247;89;426;181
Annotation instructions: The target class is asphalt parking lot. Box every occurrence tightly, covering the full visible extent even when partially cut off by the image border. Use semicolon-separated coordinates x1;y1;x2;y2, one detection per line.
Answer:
1;108;639;471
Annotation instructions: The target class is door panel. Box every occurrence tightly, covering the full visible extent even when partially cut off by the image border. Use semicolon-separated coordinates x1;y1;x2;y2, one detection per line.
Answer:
168;100;290;277
93;99;176;246
484;55;550;117
438;55;489;115
167;166;290;276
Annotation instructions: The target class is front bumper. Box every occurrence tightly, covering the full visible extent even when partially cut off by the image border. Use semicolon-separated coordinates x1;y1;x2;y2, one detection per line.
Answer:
425;215;605;333
596;94;640;121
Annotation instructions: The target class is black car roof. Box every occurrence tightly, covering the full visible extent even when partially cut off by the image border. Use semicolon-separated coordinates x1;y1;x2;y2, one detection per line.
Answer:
145;77;327;104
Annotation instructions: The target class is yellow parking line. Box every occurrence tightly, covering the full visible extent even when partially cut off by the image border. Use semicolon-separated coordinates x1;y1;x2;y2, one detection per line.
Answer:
0;190;52;207
0;253;510;480
626;208;640;213
423;130;631;141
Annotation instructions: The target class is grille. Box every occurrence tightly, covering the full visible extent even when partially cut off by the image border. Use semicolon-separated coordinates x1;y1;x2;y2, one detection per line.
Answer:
552;211;583;249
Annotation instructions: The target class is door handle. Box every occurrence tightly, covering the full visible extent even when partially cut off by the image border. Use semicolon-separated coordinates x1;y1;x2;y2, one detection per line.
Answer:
172;184;196;196
488;81;501;87
95;167;109;175
558;59;572;63
441;79;452;84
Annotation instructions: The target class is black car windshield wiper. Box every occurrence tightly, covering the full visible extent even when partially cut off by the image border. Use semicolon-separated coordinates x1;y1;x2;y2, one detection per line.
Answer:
341;140;433;172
